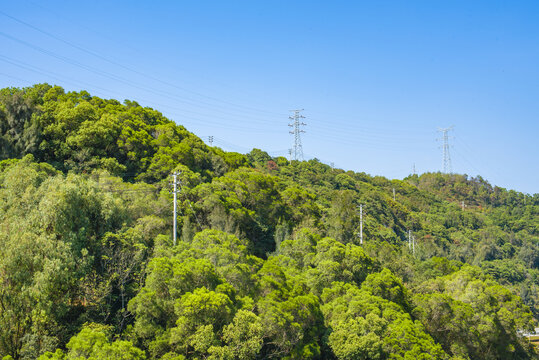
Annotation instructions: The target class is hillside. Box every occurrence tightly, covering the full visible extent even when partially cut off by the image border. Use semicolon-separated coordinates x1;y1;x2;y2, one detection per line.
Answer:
0;84;538;360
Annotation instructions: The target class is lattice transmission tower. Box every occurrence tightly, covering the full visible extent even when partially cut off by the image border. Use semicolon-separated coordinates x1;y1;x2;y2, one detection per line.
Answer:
437;126;454;173
288;109;306;161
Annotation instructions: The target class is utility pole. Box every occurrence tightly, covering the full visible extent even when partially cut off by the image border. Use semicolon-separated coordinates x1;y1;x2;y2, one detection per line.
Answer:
393;188;396;201
288;149;293;161
288;109;306;161
461;201;466;210
408;229;412;250
437;126;454;173
208;136;214;146
359;204;364;245
172;172;180;246
412;234;415;256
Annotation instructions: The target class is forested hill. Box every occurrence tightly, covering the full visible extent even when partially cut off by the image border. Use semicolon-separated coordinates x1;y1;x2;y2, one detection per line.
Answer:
0;84;538;360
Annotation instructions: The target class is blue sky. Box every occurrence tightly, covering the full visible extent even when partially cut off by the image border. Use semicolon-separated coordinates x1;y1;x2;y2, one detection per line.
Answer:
1;1;538;194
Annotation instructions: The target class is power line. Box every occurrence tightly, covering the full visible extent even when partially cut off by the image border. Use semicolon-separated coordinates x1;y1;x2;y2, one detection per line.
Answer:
308;117;433;138
267;149;291;157
0;31;287;127
307;131;430;152
0;71;30;83
0;54;128;99
102;189;158;194
0;55;280;136
1;7;506;186
208;137;253;153
288;109;306;161
0;26;442;153
0;9;287;118
22;0;297;114
204;136;295;157
453;136;509;186
0;54;267;133
0;53;281;136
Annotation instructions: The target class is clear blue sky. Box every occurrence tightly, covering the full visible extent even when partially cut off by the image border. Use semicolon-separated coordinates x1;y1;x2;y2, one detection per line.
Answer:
1;1;538;194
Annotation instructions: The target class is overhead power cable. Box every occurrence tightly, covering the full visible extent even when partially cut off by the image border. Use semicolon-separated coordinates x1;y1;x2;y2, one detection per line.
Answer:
0;11;474;165
0;54;279;133
0;54;128;99
0;71;30;83
0;31;283;125
0;25;438;147
0;10;286;118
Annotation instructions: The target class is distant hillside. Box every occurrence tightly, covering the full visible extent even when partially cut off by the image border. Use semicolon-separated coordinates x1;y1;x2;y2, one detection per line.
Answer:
1;84;538;360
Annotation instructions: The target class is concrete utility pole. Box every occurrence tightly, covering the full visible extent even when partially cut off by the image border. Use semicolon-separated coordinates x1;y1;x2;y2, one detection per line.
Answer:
437;126;454;173
408;229;412;250
359;204;364;245
208;136;214;146
288;109;306;161
393;188;396;201
172;172;180;246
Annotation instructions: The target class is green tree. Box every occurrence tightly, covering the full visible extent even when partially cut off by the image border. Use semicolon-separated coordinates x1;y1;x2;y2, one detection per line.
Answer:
38;323;145;360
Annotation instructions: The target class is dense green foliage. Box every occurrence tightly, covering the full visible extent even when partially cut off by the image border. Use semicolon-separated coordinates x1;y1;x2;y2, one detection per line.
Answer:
0;84;538;359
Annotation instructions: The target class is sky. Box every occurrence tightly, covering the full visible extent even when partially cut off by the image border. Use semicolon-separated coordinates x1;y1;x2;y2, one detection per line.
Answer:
1;1;538;194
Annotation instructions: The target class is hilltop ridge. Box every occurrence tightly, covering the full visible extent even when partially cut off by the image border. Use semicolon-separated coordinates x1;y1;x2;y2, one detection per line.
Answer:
0;84;538;359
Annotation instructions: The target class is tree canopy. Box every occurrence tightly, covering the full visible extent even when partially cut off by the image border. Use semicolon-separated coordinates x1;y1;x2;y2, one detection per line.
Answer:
0;84;538;359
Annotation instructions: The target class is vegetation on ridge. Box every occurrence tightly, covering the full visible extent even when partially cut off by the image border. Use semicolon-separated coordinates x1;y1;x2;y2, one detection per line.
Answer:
0;84;538;359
